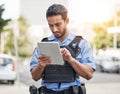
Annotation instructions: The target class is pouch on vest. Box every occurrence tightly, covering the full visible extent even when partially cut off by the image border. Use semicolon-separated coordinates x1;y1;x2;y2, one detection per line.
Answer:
41;36;82;83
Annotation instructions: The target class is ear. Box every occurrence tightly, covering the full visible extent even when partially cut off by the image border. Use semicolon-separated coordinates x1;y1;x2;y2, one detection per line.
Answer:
65;18;69;24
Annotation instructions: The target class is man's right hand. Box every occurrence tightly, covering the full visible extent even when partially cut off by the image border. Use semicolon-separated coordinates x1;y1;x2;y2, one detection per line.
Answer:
31;54;52;81
37;54;51;69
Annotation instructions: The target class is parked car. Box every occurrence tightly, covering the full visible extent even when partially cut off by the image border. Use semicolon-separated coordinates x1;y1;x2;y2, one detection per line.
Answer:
0;54;17;84
95;55;120;73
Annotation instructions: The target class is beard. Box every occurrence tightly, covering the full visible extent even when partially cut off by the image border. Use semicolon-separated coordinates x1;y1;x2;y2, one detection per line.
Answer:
54;28;66;39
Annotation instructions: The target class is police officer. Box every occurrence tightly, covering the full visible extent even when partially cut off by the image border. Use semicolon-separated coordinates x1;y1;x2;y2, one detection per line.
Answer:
30;4;96;94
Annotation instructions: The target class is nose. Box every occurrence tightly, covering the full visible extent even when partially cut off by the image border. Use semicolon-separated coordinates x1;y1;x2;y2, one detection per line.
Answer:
52;26;58;32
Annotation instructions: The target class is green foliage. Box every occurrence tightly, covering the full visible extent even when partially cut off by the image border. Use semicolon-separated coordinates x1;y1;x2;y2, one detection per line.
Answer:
92;10;120;50
4;16;32;57
0;4;11;33
0;4;32;57
3;28;14;54
0;4;11;51
92;32;113;50
117;34;120;48
17;16;30;46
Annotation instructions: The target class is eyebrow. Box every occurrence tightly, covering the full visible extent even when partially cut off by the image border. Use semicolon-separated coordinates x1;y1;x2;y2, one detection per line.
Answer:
48;22;62;26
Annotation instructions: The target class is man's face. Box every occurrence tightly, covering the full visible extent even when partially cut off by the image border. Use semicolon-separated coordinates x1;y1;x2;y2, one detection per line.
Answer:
47;15;69;39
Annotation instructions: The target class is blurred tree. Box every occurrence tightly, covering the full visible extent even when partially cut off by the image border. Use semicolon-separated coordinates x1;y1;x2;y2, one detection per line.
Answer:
0;4;11;52
17;16;32;57
92;10;120;50
4;16;32;57
117;11;120;48
117;34;120;48
3;28;14;54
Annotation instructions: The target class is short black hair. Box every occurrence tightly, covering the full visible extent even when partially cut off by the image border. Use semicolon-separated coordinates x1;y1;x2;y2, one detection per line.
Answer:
46;4;68;20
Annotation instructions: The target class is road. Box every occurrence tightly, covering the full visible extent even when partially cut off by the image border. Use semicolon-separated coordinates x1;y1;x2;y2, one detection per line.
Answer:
0;81;29;94
86;82;120;94
19;64;120;94
81;71;120;84
0;63;120;94
19;64;120;85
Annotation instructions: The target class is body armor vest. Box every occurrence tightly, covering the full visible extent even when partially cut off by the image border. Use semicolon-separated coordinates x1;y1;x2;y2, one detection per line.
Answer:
41;36;82;83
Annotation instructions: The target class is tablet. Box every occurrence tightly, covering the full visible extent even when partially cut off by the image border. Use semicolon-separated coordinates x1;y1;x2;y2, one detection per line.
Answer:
37;42;64;65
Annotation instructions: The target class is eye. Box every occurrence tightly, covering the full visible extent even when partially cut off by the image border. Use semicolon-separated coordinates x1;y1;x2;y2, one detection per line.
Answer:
55;23;62;27
49;24;53;28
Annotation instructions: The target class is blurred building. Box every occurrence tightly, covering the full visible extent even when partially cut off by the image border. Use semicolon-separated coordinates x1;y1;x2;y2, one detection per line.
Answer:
20;0;69;25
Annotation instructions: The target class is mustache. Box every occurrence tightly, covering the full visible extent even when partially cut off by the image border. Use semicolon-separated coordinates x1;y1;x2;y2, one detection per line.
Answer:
53;31;59;33
53;32;61;35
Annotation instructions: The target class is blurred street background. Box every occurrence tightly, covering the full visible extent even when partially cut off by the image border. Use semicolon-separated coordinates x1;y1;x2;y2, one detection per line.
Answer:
0;0;120;94
0;61;120;94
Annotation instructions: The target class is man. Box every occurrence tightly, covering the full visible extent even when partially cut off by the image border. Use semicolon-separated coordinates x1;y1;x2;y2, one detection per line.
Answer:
30;4;96;94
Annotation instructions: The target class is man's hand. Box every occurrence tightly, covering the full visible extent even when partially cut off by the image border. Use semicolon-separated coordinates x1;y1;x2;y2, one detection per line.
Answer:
37;54;51;69
60;48;73;63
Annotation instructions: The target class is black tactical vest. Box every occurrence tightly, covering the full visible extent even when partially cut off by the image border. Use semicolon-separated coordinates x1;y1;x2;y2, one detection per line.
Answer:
41;36;82;83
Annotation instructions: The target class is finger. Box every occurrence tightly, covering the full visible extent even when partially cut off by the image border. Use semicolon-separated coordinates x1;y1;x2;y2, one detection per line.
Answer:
38;54;49;59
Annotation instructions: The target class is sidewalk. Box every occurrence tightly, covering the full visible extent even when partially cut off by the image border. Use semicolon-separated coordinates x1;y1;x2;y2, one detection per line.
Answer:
86;82;120;94
0;83;29;94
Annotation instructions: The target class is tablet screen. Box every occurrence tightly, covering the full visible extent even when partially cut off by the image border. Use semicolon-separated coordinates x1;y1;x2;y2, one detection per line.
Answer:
37;42;64;65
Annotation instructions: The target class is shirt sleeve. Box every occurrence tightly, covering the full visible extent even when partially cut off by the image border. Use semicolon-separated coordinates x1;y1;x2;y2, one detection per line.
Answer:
77;39;96;71
30;47;40;71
